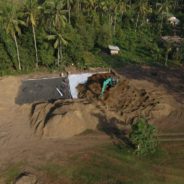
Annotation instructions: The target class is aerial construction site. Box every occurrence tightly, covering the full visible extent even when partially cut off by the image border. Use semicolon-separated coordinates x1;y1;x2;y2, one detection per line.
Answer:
0;65;184;183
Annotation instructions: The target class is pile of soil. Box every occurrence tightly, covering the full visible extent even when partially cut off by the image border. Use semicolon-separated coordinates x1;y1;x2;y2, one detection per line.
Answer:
25;71;182;139
104;80;159;123
30;72;180;139
77;73;115;99
77;73;160;124
30;100;103;139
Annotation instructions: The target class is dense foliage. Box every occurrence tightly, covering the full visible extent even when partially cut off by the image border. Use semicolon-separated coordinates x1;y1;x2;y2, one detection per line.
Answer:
0;0;184;74
130;118;158;156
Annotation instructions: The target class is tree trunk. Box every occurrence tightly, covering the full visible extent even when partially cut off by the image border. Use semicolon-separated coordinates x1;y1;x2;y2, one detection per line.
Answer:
135;13;140;31
109;14;113;33
60;44;63;64
57;45;60;66
13;34;21;71
77;0;80;13
113;15;117;35
159;15;164;35
32;25;39;68
165;51;169;66
67;0;71;24
108;14;111;26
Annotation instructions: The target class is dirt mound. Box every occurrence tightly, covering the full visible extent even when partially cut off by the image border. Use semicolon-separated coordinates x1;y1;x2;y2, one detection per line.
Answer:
77;74;161;124
104;80;160;123
77;73;114;99
30;100;103;139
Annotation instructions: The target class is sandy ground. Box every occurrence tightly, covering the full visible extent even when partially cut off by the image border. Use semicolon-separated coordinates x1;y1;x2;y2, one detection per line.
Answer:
0;75;110;172
0;66;184;175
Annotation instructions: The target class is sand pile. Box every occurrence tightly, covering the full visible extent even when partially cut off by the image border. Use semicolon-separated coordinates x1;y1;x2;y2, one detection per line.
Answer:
30;100;103;139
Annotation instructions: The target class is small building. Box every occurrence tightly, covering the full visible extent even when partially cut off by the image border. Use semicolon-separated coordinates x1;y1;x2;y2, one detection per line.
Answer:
108;45;120;55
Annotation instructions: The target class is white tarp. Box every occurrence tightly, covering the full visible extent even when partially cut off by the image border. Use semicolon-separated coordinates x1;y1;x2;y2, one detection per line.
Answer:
68;73;93;99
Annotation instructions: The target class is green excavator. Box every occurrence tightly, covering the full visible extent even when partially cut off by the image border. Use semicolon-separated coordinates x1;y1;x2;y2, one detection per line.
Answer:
100;77;117;98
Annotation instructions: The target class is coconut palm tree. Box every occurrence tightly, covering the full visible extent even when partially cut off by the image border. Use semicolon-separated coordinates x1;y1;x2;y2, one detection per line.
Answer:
134;0;152;29
47;30;67;66
43;0;67;31
0;6;26;70
43;0;68;67
66;0;74;24
156;0;173;33
24;0;41;68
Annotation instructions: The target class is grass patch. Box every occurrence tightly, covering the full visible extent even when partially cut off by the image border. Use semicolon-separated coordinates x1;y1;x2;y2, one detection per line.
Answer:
3;143;183;184
36;143;184;184
38;163;65;179
1;163;23;184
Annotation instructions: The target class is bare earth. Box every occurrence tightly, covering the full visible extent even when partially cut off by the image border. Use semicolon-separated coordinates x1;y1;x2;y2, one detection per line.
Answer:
0;66;184;175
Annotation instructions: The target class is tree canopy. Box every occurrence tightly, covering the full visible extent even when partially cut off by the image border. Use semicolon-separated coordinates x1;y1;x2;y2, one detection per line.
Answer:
0;0;184;74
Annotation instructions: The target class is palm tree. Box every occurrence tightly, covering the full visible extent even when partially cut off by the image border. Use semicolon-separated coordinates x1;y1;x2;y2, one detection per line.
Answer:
0;6;26;70
156;0;173;33
43;0;68;67
82;0;97;13
43;0;67;31
47;31;67;66
24;0;41;68
134;0;152;30
66;0;74;24
111;0;128;34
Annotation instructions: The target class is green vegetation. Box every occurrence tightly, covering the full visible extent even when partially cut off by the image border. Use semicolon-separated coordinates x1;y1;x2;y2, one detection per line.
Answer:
1;163;23;184
0;0;184;75
37;143;184;184
1;143;184;184
130;118;158;156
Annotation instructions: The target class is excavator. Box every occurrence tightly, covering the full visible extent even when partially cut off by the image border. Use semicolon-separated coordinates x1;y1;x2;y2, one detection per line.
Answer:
100;77;117;98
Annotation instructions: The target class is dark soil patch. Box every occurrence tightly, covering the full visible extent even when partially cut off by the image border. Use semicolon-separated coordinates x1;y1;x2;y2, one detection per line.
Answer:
77;73;159;124
77;73;115;99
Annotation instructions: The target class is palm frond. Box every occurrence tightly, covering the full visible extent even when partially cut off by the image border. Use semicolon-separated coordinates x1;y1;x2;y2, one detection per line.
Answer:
47;35;57;40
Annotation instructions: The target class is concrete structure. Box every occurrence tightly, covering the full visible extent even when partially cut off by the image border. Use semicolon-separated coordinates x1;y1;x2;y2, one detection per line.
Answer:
108;45;120;55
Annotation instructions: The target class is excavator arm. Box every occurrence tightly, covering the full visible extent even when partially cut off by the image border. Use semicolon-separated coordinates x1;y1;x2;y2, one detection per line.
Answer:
100;78;113;98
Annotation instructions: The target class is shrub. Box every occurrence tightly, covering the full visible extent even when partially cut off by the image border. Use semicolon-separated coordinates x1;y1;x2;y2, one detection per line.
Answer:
129;118;158;156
